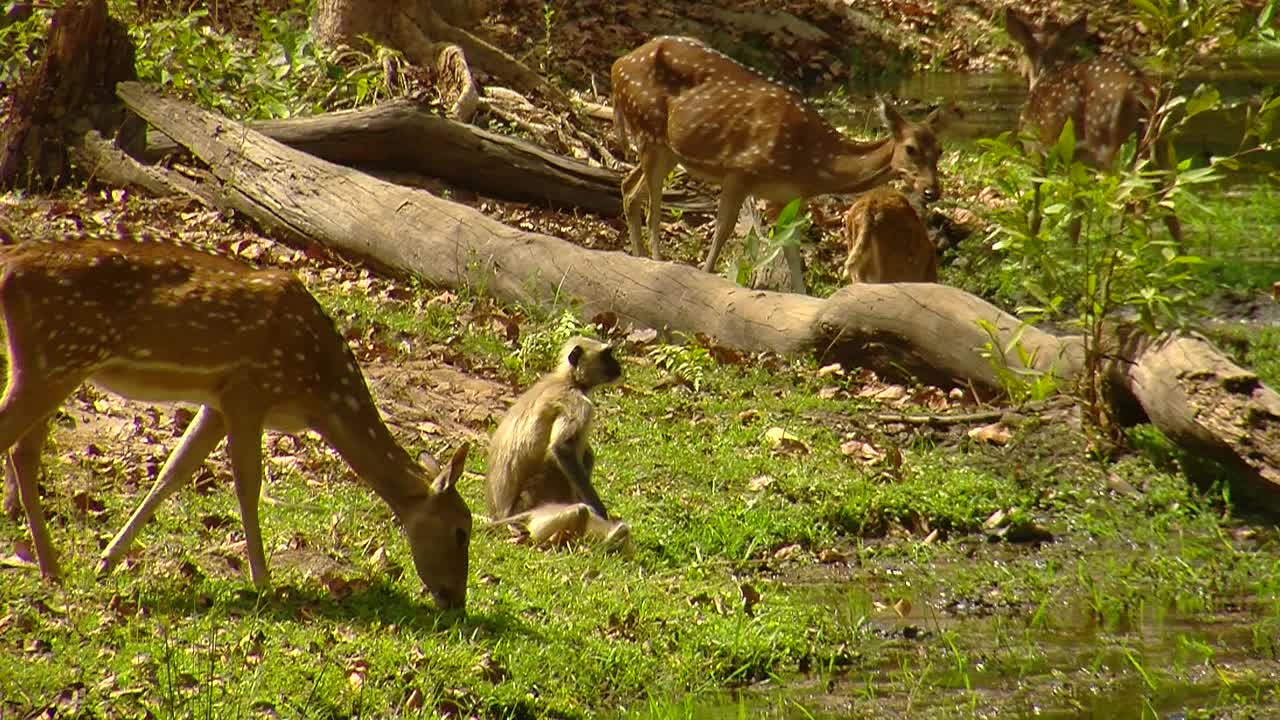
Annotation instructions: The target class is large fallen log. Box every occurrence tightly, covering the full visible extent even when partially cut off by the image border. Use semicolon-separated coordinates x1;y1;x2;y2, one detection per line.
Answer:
139;99;712;217
111;82;1280;492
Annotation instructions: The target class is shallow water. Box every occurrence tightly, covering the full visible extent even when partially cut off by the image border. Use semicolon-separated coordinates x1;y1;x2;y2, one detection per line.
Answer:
847;52;1280;168
629;584;1280;719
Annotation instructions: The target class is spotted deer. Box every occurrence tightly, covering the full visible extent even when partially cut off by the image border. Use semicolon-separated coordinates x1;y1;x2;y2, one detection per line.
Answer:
0;238;473;610
843;187;938;284
611;35;955;292
1004;10;1183;247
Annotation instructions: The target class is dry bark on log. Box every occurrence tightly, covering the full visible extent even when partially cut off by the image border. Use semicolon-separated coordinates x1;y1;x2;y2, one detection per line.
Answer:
113;82;1280;492
1114;329;1280;488
140;99;710;217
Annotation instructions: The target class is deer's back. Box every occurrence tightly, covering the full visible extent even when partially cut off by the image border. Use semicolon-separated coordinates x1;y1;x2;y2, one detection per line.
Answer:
1023;56;1153;164
612;35;852;195
844;188;937;284
0;239;360;424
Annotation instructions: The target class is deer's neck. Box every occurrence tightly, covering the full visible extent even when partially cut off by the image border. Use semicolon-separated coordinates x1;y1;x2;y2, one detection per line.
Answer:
824;136;897;194
314;389;435;518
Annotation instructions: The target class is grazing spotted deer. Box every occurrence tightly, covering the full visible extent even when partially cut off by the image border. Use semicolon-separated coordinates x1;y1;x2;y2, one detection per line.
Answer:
843;187;938;284
611;35;955;292
1004;9;1183;247
0;238;473;610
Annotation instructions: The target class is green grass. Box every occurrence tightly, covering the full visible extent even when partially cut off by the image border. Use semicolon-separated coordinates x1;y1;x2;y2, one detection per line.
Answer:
4;3;1280;714
1189;183;1280;292
4;282;1279;718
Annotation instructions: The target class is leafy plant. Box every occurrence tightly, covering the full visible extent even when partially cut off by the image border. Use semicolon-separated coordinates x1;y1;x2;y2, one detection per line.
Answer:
728;199;811;287
0;3;50;88
513;309;594;376
977;0;1280;440
974;319;1059;404
128;3;402;121
648;340;713;391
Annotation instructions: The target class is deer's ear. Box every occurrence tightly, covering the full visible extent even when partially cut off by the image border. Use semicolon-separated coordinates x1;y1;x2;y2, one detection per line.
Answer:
877;97;907;138
1056;14;1090;50
1004;9;1037;52
926;102;962;132
433;443;469;493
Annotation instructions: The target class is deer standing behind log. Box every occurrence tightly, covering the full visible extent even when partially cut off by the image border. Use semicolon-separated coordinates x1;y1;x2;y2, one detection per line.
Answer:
843;187;938;284
611;35;955;293
0;238;473;610
1004;10;1183;248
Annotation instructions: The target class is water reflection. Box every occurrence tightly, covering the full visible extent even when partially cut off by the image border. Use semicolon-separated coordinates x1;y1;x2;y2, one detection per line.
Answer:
625;583;1280;719
881;53;1280;166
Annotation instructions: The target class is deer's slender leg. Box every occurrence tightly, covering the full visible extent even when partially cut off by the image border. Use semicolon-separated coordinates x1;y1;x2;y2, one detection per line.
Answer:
225;409;270;589
702;177;750;274
0;367;82;580
8;420;55;579
97;405;226;577
621;161;649;257
641;146;678;261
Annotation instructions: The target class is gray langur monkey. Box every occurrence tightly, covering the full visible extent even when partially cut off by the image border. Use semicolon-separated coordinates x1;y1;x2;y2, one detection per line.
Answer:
485;336;630;549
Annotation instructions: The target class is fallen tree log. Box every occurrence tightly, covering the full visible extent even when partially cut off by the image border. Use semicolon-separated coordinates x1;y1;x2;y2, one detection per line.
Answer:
140;99;712;217
112;82;1280;493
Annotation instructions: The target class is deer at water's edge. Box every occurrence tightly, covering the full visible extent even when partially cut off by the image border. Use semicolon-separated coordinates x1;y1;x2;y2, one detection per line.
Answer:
1005;10;1183;248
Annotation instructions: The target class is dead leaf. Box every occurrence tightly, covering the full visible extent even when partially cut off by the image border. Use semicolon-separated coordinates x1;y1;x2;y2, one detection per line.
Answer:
626;327;659;344
872;385;907;402
818;548;846;564
591;311;619;333
967;421;1011;445
765;427;809;454
708;344;744;365
747;475;775;492
893;598;912;617
737;409;760;423
346;660;366;691
921;529;940;545
840;439;884;463
772;543;801;561
817;386;839;400
473;652;507;682
984;509;1008;530
740;582;761;616
816;363;844;378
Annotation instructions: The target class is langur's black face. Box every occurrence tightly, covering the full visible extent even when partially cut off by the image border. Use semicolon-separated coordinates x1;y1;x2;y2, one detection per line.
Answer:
567;340;622;388
596;346;622;384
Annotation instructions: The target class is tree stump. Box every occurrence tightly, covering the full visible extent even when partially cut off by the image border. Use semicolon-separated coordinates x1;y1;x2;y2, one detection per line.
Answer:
0;0;140;189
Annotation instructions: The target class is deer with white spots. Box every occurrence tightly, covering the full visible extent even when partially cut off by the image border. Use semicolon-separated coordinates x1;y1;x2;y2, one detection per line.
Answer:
1005;10;1183;247
0;238;473;610
611;35;955;292
843;187;938;284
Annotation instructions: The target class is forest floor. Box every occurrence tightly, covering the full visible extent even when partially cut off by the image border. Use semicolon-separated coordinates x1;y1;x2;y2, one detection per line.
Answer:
1;1;1279;718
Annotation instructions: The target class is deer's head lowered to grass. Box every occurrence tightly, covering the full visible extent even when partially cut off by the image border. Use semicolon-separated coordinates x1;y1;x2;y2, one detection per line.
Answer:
0;238;473;610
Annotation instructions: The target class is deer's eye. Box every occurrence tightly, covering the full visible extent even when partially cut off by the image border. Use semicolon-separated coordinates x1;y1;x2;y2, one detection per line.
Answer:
905;144;919;157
